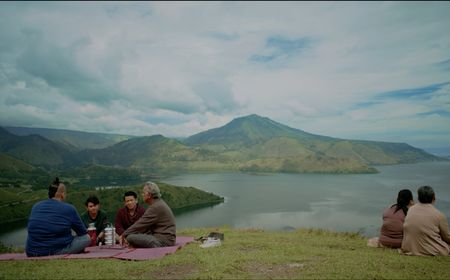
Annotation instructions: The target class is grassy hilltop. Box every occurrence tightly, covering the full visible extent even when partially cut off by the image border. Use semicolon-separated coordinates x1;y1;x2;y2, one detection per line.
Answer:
1;227;450;279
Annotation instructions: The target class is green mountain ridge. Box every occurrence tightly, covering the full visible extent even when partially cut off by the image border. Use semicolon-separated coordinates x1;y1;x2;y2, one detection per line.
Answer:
4;126;134;150
0;128;75;170
182;114;441;173
0;153;50;189
0;115;444;176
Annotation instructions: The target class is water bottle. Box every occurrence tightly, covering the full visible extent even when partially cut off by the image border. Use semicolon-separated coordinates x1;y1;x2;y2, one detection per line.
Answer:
104;224;115;246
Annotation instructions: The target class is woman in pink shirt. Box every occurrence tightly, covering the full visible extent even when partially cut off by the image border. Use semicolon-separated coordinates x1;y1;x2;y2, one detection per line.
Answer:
379;189;414;248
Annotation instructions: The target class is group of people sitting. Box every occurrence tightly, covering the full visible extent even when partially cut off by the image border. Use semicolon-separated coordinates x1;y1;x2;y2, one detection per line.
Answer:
25;177;450;258
25;178;176;257
376;185;450;256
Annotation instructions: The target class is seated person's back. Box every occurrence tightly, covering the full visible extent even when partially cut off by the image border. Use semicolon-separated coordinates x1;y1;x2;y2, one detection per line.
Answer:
26;178;90;257
379;189;413;248
402;186;450;256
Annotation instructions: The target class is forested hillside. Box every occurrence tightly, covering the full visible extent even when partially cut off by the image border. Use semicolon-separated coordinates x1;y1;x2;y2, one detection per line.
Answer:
0;182;224;226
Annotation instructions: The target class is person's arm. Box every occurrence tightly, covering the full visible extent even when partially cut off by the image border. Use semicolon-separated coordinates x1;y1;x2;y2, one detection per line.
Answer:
80;212;89;228
115;208;125;236
97;211;109;240
137;205;146;218
123;207;157;237
438;213;450;244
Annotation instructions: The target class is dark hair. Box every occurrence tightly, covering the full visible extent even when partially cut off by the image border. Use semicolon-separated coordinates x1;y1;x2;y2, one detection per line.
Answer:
394;189;413;215
48;177;61;198
123;191;138;200
85;195;100;206
418;186;435;204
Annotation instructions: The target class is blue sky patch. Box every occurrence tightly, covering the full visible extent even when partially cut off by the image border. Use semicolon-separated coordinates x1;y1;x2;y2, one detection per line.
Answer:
249;35;312;63
378;81;450;100
266;36;311;53
417;110;450;118
351;101;383;110
436;58;450;71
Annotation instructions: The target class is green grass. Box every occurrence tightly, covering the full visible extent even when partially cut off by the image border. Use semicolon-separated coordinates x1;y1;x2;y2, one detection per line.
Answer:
1;227;450;279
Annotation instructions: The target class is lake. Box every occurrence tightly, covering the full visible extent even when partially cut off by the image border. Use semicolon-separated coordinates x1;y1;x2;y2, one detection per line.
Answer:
1;161;449;248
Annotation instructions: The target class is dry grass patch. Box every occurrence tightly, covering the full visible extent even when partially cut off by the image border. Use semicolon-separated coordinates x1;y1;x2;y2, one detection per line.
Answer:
245;262;305;279
145;263;199;280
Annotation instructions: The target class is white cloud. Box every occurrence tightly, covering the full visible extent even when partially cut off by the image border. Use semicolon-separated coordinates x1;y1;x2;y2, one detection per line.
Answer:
0;2;449;148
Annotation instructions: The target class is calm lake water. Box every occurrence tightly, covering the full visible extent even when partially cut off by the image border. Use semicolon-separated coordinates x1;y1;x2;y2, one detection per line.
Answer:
1;161;449;248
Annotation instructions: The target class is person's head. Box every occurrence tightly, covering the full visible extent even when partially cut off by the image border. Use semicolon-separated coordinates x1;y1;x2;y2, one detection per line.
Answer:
85;195;100;217
395;189;414;215
142;181;161;203
418;186;435;204
48;177;66;201
123;191;138;211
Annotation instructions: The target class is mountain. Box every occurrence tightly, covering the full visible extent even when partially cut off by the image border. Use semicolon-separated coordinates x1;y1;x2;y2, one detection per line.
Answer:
184;114;331;148
0;153;49;178
75;134;231;172
0;153;51;187
183;114;442;173
1;115;443;174
59;164;143;187
4;126;133;150
0;128;75;170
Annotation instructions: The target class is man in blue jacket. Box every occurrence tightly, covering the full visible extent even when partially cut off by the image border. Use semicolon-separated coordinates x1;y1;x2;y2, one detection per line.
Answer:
26;177;90;257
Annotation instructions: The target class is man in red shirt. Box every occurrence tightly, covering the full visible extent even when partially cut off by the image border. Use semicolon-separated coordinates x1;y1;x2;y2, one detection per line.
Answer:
114;191;146;242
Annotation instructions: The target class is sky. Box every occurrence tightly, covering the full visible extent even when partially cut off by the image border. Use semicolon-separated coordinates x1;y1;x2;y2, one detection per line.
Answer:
1;2;450;150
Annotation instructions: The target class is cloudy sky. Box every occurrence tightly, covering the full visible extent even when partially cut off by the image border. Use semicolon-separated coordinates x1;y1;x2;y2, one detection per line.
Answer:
1;2;449;150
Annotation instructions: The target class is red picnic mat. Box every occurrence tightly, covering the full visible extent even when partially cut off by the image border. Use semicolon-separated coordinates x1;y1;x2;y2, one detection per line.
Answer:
0;236;194;261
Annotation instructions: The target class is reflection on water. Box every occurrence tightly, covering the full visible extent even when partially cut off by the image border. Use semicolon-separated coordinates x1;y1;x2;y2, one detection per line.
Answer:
0;228;27;248
1;161;449;247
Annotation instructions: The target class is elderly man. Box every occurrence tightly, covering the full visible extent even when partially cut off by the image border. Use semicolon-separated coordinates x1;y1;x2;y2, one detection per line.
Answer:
26;178;90;257
401;186;450;256
121;182;176;248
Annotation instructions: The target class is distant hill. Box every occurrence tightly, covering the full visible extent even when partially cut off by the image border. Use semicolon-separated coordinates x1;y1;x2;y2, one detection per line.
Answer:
0;153;50;187
0;182;224;226
76;135;198;170
0;128;75;170
60;164;143;187
423;147;450;157
183;114;442;173
0;115;444;174
0;153;49;178
4;126;134;150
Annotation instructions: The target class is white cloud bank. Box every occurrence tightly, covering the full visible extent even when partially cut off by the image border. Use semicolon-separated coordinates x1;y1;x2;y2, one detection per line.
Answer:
1;1;449;148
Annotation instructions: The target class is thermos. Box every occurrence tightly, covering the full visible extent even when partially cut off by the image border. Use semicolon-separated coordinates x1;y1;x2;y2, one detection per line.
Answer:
104;223;115;246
